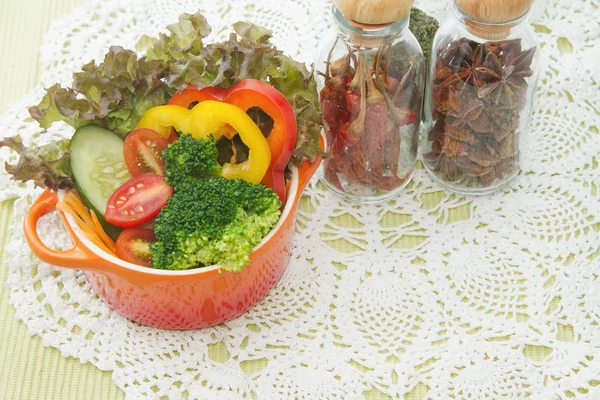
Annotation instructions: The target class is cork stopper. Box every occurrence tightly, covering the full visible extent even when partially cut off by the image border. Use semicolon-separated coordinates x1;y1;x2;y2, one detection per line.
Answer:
456;0;533;24
334;0;415;26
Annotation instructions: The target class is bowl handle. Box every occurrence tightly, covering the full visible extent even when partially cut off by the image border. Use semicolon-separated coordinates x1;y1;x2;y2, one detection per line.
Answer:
23;189;109;271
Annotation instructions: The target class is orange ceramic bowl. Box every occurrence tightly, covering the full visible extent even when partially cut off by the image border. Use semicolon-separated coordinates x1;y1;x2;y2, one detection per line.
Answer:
23;158;320;329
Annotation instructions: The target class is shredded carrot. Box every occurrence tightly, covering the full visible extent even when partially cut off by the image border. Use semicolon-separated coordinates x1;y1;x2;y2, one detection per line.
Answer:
56;202;87;232
64;191;95;228
56;190;117;256
90;209;116;254
89;237;114;255
57;202;112;254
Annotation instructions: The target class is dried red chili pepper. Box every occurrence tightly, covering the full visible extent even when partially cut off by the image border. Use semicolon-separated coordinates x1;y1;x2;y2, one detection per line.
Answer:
320;83;343;132
319;44;419;194
321;52;352;138
347;53;367;141
361;55;388;178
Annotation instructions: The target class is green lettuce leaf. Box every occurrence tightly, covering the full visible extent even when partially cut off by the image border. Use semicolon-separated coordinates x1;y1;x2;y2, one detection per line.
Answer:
145;12;211;62
28;85;97;130
0;136;73;191
29;46;171;137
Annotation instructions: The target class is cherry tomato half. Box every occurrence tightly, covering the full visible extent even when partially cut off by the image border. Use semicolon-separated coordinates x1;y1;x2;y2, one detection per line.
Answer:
115;228;156;268
123;129;170;176
105;174;172;228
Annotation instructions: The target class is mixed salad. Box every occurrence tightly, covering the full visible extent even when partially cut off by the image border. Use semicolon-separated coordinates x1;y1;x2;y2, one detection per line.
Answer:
0;11;324;272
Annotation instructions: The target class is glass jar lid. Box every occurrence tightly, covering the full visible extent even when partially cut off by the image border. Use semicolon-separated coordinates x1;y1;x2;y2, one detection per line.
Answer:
455;0;534;24
334;0;415;26
332;5;410;48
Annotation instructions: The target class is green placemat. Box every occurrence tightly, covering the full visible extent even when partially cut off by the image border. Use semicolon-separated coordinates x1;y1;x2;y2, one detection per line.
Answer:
0;1;124;398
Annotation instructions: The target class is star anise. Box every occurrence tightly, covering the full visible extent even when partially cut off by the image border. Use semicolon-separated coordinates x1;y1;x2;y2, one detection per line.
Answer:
484;41;502;57
441;135;469;159
446;125;477;145
468;141;501;167
499;39;523;64
447;83;484;121
438;45;487;89
488;106;520;141
496;157;517;175
505;46;536;88
432;85;451;114
452;154;493;177
498;134;518;159
466;162;494;178
475;53;515;106
438;38;475;69
456;45;486;86
427;37;536;188
434;60;454;85
434;153;460;181
478;168;497;186
475;47;536;107
485;39;521;59
466;112;493;134
428;119;446;156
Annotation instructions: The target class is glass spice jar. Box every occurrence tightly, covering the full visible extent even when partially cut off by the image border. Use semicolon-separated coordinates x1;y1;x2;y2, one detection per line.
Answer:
315;0;425;203
421;0;541;195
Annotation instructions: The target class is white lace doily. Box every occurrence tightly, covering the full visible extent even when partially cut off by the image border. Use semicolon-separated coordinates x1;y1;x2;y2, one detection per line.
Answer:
2;0;600;398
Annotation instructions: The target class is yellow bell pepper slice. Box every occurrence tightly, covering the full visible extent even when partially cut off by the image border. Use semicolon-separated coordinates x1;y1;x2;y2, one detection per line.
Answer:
135;102;271;184
136;105;191;138
188;101;271;185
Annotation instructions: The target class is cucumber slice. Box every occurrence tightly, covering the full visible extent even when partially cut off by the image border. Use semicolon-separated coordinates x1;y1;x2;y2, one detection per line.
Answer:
69;125;132;239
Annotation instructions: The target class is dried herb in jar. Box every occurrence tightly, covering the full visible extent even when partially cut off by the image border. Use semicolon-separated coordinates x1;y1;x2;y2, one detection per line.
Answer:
425;37;536;187
321;46;417;193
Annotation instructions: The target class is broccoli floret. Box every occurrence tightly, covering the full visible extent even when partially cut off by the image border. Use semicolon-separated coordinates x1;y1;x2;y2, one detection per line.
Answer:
162;133;221;188
150;177;282;272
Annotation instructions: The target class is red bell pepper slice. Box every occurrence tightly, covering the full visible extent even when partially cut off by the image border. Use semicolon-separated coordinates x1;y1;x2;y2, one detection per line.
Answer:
166;87;220;107
168;80;297;205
